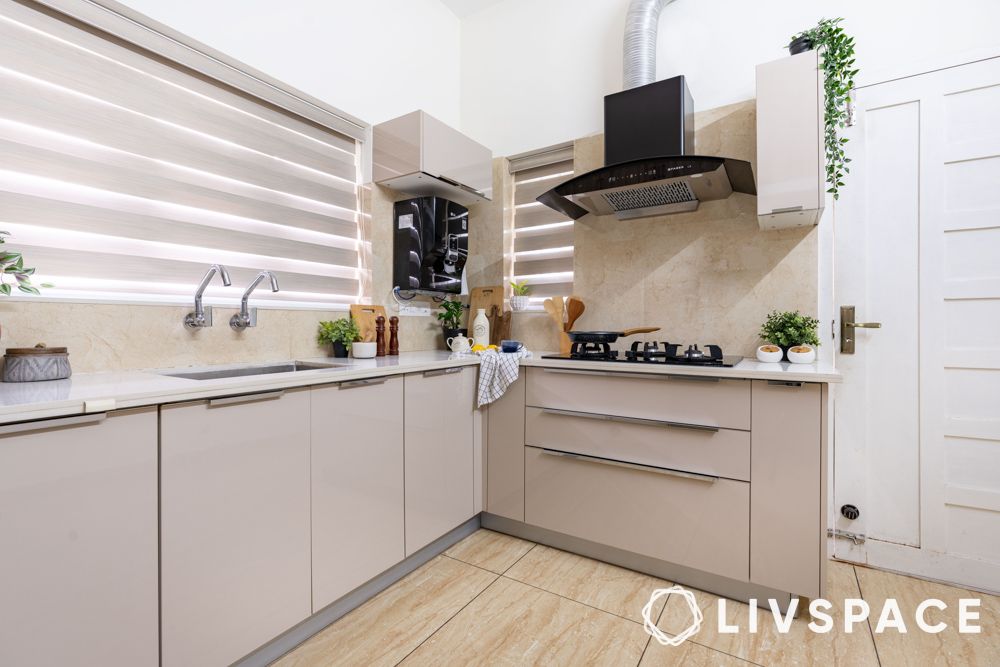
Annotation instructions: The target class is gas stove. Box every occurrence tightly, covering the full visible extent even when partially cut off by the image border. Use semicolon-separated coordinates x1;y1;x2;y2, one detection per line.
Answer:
542;341;743;367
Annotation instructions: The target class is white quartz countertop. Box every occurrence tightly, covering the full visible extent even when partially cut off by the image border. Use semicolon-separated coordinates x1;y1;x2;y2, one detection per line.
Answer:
0;351;480;425
521;355;842;383
0;350;840;425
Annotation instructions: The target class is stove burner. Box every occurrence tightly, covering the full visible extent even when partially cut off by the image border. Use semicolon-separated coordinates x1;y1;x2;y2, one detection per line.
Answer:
569;341;618;360
623;342;726;365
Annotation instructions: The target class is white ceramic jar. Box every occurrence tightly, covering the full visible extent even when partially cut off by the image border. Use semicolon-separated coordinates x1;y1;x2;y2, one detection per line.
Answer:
472;308;490;348
756;344;784;363
352;341;377;358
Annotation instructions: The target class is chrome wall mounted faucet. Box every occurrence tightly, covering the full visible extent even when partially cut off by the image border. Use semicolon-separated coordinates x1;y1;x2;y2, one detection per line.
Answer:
230;271;280;330
184;264;232;328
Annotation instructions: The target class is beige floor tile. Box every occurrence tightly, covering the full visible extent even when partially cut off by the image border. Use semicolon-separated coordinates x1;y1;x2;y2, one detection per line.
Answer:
273;555;497;667
657;561;879;666
505;544;672;623
639;638;754;666
855;565;1000;667
400;576;650;666
444;529;535;574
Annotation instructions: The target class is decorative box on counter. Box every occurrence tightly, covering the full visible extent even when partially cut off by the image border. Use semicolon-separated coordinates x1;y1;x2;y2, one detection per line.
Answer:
2;344;72;382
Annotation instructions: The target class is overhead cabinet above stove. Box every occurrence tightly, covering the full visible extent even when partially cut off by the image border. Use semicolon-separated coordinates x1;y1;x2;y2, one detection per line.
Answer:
373;110;492;205
756;50;826;230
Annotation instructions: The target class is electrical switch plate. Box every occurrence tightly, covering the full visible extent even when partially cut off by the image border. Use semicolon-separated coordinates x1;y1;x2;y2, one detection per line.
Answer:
398;305;431;317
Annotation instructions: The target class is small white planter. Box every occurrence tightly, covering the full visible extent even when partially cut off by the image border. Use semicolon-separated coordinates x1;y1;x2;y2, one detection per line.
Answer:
510;295;529;311
352;342;377;359
787;344;817;364
756;345;784;363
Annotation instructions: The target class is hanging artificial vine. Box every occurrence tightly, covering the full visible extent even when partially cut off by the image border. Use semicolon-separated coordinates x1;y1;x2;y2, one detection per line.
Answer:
788;18;859;200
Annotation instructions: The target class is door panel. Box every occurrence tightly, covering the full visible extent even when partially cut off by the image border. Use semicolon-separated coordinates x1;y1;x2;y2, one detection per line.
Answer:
836;55;1000;590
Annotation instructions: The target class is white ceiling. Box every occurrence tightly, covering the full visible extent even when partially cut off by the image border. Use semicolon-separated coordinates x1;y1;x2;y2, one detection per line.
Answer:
439;0;506;18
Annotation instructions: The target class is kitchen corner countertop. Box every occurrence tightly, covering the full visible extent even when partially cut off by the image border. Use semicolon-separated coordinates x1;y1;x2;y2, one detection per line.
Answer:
0;350;840;426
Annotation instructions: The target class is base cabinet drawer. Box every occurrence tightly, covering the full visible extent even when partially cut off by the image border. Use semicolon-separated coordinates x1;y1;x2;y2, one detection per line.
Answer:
525;446;749;582
525;407;750;481
526;367;750;430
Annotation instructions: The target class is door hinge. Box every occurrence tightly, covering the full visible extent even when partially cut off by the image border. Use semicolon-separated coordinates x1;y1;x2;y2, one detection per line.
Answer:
827;528;867;545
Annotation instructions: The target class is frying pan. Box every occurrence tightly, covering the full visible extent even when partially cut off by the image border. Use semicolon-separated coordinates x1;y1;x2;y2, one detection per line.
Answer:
566;327;660;343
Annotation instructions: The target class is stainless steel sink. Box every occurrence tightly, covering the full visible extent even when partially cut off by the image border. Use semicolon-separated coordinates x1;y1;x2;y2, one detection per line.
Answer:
160;361;349;381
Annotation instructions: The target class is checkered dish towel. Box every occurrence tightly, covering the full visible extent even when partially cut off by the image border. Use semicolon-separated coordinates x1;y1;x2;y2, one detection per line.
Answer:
477;348;533;407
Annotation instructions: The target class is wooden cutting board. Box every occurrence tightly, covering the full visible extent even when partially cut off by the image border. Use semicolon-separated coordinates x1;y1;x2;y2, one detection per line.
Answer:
349;304;387;343
488;305;512;346
468;286;504;328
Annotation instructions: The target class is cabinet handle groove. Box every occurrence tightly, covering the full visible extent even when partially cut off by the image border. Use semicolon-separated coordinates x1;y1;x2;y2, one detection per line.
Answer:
665;374;721;383
423;367;464;377
0;412;107;436
539;407;719;432
339;377;388;389
766;380;804;387
539;447;718;483
209;390;285;407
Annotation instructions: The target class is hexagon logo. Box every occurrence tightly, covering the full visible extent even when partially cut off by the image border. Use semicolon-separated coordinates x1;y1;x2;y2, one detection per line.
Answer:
641;585;703;647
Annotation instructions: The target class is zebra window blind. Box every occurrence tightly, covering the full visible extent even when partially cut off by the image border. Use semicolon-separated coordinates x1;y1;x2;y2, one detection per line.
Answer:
0;0;366;309
509;145;575;303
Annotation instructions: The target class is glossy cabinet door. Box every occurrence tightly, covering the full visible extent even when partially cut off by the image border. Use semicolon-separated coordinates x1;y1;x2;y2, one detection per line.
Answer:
486;374;526;520
311;377;405;611
0;408;158;667
404;367;476;555
160;390;311;667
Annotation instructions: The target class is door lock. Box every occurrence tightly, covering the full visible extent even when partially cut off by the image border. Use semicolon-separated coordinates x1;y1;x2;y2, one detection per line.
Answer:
840;306;882;354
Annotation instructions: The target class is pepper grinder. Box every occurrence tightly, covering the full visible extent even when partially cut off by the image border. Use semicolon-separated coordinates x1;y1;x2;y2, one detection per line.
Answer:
375;315;386;357
388;316;399;356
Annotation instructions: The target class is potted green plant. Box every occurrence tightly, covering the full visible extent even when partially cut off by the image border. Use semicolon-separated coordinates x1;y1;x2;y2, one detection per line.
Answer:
758;310;820;362
436;299;467;348
317;318;360;358
0;231;49;296
509;281;531;311
787;18;859;200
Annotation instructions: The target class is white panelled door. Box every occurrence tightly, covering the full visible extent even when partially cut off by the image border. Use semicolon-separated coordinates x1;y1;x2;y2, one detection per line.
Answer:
834;56;1000;592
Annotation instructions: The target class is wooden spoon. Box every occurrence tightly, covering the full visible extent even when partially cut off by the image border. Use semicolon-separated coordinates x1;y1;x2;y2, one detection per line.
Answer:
564;297;585;332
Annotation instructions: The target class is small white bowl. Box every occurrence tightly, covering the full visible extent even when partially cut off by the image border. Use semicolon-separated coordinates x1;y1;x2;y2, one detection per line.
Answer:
787;345;816;364
756;345;784;363
352;341;377;359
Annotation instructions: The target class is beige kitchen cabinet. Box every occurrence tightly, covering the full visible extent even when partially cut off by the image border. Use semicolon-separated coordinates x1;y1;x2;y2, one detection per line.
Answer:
750;380;827;598
756;50;826;230
404;366;476;554
311;376;405;611
160;389;311;667
0;408;158;667
373;109;493;204
486;374;526;520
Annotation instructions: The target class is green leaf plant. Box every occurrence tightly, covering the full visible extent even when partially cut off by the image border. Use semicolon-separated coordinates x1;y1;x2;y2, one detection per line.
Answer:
0;231;51;296
789;18;859;200
759;310;821;348
436;299;466;330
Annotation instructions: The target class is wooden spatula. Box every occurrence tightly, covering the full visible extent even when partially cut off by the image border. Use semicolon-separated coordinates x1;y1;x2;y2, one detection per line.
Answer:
543;298;563;328
564;297;585;332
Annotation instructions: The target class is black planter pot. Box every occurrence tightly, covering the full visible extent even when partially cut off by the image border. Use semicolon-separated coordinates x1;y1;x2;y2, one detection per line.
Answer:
788;35;814;55
331;341;348;358
780;345;791;362
442;327;468;349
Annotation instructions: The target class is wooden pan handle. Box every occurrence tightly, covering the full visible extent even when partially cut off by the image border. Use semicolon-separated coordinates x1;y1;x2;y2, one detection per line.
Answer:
620;327;661;336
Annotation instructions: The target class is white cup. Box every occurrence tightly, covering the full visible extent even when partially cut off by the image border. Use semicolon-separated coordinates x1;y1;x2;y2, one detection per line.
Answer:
352;341;377;358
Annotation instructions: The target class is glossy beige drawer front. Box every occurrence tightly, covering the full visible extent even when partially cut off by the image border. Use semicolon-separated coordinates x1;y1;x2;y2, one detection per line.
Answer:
525;407;750;481
525;446;749;581
526;367;750;430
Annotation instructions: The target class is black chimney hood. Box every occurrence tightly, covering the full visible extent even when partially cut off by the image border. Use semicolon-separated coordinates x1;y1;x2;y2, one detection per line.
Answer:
537;75;755;220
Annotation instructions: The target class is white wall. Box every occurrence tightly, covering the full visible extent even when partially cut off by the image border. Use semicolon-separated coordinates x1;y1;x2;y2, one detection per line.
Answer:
120;0;462;128
461;0;1000;155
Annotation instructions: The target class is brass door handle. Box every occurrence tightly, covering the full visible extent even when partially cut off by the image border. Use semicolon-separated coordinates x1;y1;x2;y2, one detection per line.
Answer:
845;322;882;329
840;306;881;354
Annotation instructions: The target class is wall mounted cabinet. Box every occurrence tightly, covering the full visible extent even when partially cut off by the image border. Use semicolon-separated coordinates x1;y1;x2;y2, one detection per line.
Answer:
374;110;492;204
0;408;158;667
756;50;826;230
